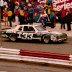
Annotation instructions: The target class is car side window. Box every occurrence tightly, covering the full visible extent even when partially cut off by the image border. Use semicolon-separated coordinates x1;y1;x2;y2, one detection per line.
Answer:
23;26;35;32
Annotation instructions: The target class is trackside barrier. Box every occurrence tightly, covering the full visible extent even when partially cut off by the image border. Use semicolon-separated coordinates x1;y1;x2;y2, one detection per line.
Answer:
0;48;72;66
20;50;69;60
0;48;19;54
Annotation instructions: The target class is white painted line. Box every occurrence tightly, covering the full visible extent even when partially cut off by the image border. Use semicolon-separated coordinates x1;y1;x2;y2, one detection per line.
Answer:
0;71;8;72
0;54;71;66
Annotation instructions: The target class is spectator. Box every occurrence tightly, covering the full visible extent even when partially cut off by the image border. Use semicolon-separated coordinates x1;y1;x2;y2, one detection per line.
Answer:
38;9;49;28
8;0;15;20
3;0;8;8
24;8;28;24
46;0;52;5
1;0;4;21
3;7;8;26
8;0;15;12
49;9;55;28
20;0;24;10
46;5;51;19
65;10;71;31
60;8;66;29
14;7;19;25
28;3;34;24
36;5;42;13
15;0;19;9
8;9;13;27
19;7;24;24
33;13;40;23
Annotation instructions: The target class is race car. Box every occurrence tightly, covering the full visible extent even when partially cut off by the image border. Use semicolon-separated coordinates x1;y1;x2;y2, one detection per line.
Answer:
1;24;67;43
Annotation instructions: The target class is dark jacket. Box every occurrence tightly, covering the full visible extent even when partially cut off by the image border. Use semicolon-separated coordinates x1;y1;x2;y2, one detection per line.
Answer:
65;12;72;23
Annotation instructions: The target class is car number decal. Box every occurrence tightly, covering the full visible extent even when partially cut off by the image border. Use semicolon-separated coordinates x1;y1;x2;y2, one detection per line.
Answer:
22;33;33;39
17;32;22;38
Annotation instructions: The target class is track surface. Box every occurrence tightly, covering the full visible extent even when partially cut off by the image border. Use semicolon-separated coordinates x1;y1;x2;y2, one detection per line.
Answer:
1;37;72;54
0;60;72;72
0;37;72;72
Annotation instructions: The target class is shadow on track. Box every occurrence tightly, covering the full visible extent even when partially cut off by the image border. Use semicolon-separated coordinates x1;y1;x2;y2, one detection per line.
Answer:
2;38;68;45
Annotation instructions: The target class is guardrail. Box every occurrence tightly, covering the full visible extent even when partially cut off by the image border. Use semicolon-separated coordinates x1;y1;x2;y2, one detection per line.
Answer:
0;48;72;66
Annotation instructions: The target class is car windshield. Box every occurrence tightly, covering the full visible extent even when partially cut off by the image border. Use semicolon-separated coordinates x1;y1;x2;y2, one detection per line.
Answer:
14;25;22;30
35;26;45;31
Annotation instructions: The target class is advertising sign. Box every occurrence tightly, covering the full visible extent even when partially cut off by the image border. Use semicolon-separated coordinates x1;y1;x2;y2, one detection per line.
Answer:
52;0;72;11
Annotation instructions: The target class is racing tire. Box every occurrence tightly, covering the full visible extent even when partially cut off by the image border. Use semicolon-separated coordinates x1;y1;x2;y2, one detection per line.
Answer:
42;36;50;44
9;34;17;42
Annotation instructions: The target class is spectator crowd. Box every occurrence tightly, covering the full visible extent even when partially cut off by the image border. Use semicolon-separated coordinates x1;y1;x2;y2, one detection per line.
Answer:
1;0;72;31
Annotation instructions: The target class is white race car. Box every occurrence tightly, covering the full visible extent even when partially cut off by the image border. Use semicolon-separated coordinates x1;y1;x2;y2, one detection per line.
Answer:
1;24;67;43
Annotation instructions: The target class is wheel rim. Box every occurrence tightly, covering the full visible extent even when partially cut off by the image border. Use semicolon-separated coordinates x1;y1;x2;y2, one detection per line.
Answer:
9;34;16;41
43;36;49;43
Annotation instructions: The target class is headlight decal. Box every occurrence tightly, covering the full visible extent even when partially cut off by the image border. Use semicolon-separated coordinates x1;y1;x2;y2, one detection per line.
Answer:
51;35;57;41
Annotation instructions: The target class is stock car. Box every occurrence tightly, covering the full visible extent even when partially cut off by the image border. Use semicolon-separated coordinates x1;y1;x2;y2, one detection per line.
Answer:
1;24;67;43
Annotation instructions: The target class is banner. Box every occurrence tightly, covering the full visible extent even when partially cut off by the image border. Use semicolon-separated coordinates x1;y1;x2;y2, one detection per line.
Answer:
52;0;72;11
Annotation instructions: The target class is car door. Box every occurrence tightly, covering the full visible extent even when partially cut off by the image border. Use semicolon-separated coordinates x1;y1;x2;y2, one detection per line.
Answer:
16;26;23;38
21;26;35;40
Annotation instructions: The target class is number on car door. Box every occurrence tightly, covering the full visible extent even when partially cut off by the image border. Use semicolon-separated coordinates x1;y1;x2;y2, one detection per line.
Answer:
21;26;35;39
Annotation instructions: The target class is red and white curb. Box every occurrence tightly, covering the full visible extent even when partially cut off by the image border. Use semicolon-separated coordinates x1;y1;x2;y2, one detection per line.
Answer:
0;48;72;66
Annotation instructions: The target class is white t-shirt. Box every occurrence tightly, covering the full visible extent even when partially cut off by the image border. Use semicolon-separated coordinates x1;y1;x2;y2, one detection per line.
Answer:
4;1;8;7
40;13;48;18
0;0;4;6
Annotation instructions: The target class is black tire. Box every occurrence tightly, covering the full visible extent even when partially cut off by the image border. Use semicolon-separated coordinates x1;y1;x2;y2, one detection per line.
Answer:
9;34;16;42
42;35;50;44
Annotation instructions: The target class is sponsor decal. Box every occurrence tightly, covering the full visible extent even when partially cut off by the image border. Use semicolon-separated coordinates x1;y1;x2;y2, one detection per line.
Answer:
52;0;72;11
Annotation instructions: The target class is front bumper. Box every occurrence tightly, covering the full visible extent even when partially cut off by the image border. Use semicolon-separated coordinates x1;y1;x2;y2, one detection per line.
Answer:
50;34;67;42
57;38;67;42
2;34;8;38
